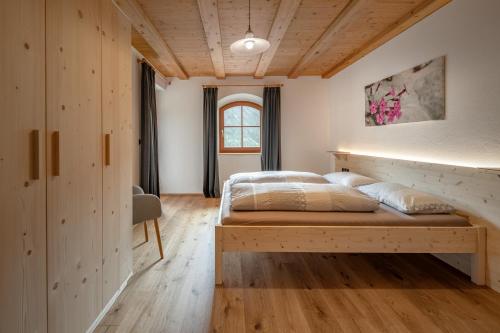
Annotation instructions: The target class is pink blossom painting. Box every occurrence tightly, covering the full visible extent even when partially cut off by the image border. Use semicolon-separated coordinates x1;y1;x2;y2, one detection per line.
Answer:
365;56;445;126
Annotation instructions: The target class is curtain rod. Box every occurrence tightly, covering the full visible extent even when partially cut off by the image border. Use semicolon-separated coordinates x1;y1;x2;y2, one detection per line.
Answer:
202;84;283;88
136;58;167;81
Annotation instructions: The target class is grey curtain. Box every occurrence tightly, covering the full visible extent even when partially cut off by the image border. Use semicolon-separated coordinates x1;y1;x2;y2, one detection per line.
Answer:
140;62;160;197
261;86;281;171
203;87;220;198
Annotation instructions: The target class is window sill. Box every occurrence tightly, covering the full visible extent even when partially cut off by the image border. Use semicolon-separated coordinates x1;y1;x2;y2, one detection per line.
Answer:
218;152;261;156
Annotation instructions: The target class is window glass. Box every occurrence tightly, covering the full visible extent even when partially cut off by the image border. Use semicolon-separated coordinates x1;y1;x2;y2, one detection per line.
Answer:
243;127;260;147
242;106;259;126
223;127;241;147
224;106;241;126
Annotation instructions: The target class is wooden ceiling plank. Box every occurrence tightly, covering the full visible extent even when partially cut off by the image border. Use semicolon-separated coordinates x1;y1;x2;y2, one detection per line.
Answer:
254;0;301;79
112;0;189;79
322;0;451;78
287;0;366;79
220;0;280;76
197;0;225;79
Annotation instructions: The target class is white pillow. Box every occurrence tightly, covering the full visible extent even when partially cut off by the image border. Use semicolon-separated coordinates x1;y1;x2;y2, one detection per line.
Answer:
357;182;455;214
323;172;378;187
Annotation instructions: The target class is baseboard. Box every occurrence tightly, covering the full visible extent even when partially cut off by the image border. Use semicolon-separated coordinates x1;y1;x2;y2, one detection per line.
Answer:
86;271;133;333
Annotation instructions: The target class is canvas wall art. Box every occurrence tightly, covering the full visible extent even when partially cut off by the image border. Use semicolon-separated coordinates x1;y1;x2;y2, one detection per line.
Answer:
365;56;445;126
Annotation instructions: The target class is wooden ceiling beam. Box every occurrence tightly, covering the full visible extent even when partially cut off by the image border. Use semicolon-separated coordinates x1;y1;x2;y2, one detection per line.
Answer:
112;0;189;79
254;0;301;79
287;0;365;79
322;0;451;78
197;0;225;79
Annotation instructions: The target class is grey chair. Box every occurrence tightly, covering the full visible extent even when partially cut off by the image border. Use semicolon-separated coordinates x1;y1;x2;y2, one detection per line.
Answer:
132;185;164;259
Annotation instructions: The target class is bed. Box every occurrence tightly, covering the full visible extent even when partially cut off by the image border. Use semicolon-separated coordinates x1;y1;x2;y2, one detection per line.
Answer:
215;181;486;286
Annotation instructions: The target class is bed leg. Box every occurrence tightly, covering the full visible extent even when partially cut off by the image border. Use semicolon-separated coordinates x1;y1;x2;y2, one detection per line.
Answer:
471;226;486;286
215;225;223;286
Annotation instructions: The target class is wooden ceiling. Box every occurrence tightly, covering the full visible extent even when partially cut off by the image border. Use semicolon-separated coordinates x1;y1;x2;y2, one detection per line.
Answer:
114;0;450;79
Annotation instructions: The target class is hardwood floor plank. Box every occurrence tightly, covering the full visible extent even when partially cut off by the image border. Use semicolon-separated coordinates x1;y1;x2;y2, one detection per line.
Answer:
303;253;386;333
260;254;312;333
339;254;441;333
241;253;282;333
282;255;346;333
211;253;246;333
383;254;500;332
96;196;500;333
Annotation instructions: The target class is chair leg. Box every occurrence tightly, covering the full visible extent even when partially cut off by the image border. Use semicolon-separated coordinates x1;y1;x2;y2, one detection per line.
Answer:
153;218;164;259
143;221;149;242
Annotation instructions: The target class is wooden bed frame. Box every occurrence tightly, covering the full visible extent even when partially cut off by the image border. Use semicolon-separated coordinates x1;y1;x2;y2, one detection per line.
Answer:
214;210;486;286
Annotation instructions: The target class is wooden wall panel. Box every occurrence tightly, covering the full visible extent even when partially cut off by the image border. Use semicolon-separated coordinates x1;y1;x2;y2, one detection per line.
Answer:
46;0;104;331
102;0;121;304
101;0;133;304
117;9;134;284
334;154;500;291
0;1;47;332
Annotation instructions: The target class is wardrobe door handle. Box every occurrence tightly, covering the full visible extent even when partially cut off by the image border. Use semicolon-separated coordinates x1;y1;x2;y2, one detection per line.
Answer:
52;131;60;176
30;130;40;180
105;133;111;166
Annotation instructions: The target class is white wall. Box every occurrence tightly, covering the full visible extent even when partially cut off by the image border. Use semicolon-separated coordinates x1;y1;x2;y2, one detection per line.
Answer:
156;79;204;193
328;0;500;169
156;76;331;194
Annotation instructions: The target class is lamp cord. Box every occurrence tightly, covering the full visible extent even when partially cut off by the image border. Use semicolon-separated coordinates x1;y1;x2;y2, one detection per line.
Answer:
248;0;251;32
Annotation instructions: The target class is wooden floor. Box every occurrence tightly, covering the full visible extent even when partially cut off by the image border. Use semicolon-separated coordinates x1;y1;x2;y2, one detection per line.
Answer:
96;195;500;333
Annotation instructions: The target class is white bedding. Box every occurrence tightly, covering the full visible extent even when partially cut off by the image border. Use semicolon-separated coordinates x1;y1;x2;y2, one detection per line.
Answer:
323;172;378;187
358;182;455;214
231;182;379;212
229;171;328;185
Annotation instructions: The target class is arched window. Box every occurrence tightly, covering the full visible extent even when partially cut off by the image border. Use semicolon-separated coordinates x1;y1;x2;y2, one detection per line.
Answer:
219;101;261;153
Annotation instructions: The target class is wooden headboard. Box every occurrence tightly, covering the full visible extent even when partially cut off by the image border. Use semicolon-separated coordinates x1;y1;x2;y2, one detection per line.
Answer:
333;153;500;291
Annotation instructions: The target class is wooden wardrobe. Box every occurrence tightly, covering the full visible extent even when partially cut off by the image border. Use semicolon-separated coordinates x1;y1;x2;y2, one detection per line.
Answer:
1;1;47;332
1;1;133;332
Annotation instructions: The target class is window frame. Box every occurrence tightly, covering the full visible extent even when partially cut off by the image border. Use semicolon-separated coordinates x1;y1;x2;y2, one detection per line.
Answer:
219;101;262;154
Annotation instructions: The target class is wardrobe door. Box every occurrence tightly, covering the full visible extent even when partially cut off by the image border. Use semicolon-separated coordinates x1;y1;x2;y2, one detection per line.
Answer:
46;0;103;332
0;1;47;332
116;7;134;287
101;0;133;305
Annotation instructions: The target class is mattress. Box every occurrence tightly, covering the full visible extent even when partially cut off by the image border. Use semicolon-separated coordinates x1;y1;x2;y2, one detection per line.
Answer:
220;182;470;227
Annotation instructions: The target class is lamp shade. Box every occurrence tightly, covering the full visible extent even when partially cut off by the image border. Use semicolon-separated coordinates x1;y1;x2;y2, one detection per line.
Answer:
230;31;270;56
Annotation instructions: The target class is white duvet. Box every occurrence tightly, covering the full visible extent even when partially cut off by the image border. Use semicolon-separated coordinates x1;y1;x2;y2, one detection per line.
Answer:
229;171;328;185
231;182;379;212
